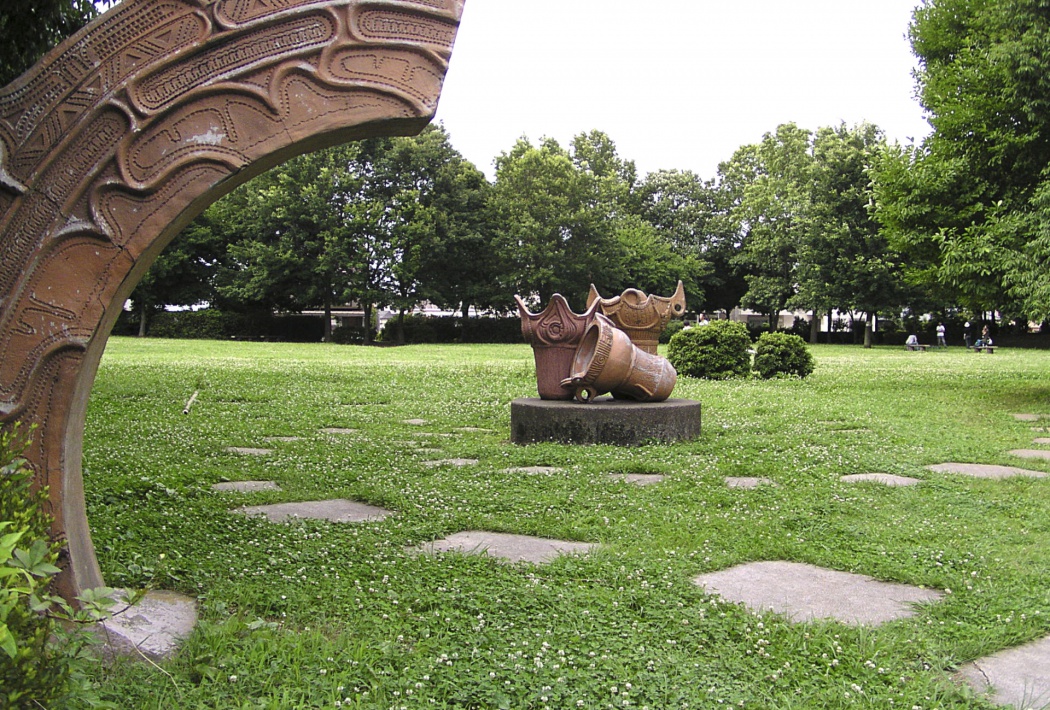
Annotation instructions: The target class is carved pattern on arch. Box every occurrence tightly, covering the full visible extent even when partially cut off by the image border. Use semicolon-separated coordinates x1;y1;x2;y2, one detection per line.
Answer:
0;0;464;599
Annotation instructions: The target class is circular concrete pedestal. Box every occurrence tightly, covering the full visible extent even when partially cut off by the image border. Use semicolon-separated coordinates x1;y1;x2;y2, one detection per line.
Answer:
511;397;701;445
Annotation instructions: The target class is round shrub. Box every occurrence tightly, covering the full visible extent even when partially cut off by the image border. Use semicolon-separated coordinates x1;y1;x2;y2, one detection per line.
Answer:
666;320;752;379
753;331;816;379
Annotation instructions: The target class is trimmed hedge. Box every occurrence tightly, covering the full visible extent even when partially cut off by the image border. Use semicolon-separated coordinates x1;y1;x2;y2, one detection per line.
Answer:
753;332;816;379
666;320;752;379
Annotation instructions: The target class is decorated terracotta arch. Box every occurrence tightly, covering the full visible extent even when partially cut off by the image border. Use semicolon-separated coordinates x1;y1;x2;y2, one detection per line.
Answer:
0;0;465;599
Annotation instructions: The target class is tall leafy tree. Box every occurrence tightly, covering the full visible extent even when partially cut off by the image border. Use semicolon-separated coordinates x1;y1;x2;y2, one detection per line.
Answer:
720;123;814;330
872;0;1050;320
492;136;625;307
0;0;111;86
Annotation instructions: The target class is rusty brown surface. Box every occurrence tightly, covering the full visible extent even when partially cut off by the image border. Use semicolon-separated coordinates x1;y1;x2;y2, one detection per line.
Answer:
0;0;464;599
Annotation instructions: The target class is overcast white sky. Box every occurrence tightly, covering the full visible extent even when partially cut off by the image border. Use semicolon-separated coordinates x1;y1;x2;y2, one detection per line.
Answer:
433;0;931;181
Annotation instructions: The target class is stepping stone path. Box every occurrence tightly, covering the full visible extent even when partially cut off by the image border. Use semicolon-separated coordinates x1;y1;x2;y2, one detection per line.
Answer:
693;561;942;626
1034;438;1050;445
1009;449;1050;461
725;476;776;489
1013;413;1044;421
840;473;920;487
99;589;197;660
423;458;478;468
608;473;665;486
225;446;272;456
320;427;357;435
927;463;1047;479
502;466;562;474
422;531;594;564
403;418;428;426
957;633;1050;709
262;436;300;442
211;481;281;492
233;499;392;523
455;427;491;433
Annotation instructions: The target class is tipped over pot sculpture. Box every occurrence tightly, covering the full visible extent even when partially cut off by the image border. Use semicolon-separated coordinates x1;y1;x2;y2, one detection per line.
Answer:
560;314;677;402
515;294;599;400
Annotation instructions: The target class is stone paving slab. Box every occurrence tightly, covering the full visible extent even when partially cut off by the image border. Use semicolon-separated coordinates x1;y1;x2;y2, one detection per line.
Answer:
726;476;776;489
927;463;1047;479
211;481;281;492
1010;449;1050;461
693;561;942;625
320;427;357;435
262;436;300;442
503;466;563;474
957;633;1050;709
609;473;666;486
403;418;428;425
840;473;921;486
456;427;491;433
225;446;272;456
423;458;478;468
1034;438;1050;445
99;589;197;660
422;531;595;564
1014;413;1045;421
233;499;392;523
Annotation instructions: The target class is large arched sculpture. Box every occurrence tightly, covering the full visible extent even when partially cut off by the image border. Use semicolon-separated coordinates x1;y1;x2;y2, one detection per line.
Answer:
0;0;464;599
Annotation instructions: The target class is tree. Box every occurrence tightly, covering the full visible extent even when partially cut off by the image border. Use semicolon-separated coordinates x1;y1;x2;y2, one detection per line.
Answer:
720;124;814;331
872;0;1050;320
797;123;904;346
0;0;109;86
492;136;625;308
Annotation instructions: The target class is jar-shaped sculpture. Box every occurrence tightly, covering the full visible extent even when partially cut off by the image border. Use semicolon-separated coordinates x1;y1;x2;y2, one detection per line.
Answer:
586;281;686;354
516;294;599;400
560;314;677;402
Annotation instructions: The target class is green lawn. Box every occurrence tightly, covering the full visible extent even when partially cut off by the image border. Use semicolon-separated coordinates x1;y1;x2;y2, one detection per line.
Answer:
83;338;1050;708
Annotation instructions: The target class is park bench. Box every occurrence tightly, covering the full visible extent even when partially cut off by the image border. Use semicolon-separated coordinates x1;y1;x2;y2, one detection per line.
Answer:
973;345;997;353
905;343;931;352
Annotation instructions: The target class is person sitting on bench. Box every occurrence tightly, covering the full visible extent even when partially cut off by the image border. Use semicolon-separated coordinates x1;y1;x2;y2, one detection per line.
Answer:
974;325;993;349
905;334;921;351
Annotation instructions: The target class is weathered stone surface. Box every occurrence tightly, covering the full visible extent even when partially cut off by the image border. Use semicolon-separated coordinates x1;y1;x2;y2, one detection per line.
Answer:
225;447;272;456
100;589;198;660
0;0;464;600
725;477;776;489
608;473;666;485
1009;449;1050;461
403;418;428;426
1034;438;1050;445
840;473;921;486
693;561;942;625
262;436;301;443
957;633;1050;709
211;481;281;492
1013;413;1043;421
423;458;478;468
321;428;358;435
510;397;700;445
503;466;563;474
422;531;595;564
927;463;1047;479
233;499;392;523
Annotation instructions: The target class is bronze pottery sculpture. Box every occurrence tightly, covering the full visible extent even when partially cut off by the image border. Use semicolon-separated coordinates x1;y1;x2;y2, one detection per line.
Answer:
515;294;599;400
561;314;677;403
587;281;686;354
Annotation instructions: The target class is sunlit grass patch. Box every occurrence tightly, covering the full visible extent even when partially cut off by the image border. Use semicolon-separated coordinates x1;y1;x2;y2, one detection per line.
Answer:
82;339;1050;708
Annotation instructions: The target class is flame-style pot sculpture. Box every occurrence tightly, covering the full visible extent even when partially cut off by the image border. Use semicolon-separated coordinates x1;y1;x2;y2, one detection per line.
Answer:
587;281;686;354
561;314;677;403
516;294;599;400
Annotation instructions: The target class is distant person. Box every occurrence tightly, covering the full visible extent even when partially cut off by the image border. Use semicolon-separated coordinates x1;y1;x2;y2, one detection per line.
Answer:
697;313;709;326
963;321;972;348
936;323;947;348
975;325;992;348
905;334;920;351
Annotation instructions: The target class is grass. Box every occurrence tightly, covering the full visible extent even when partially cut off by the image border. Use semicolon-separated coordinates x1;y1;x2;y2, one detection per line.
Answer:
81;338;1050;708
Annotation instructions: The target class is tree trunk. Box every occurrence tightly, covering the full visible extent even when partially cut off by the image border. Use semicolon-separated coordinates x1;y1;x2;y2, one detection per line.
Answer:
396;308;406;345
827;311;833;344
460;301;471;341
863;312;873;349
810;310;820;344
137;307;147;337
768;312;777;332
363;303;373;344
323;298;332;343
